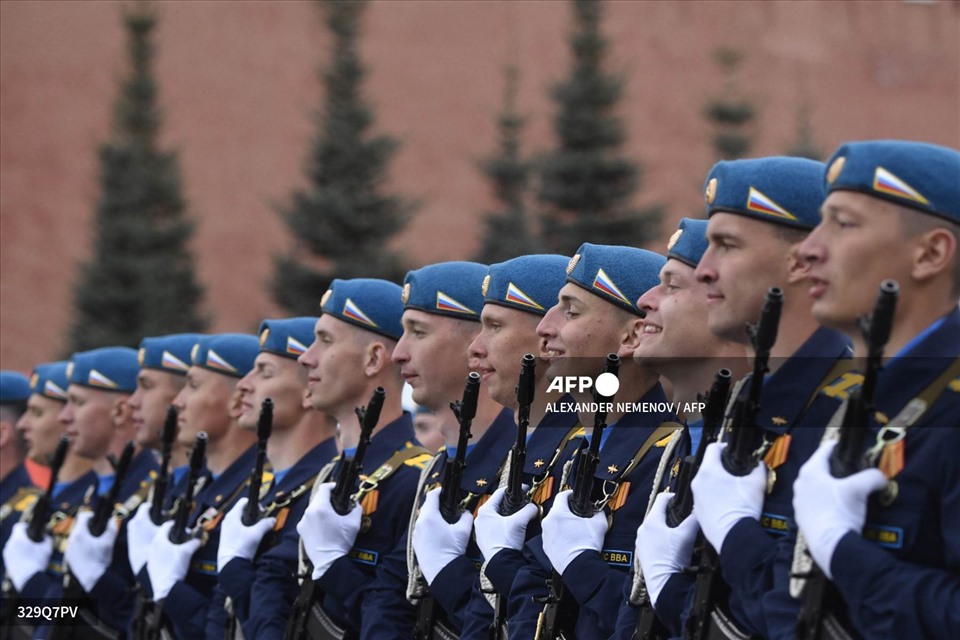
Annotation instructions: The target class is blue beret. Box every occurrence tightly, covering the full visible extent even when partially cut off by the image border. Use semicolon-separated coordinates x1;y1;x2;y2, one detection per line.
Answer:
705;157;826;230
190;334;258;379
402;262;488;322
666;218;709;268
824;140;960;225
258;317;318;359
67;347;139;393
565;243;667;316
0;371;31;404
28;362;70;402
138;334;203;375
321;279;404;341
483;255;569;316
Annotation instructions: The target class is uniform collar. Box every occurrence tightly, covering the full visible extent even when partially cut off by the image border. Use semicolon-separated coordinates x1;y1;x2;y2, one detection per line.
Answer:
364;413;417;469
116;448;161;502
198;444;258;509
523;408;580;477
459;407;515;492
272;437;338;495
596;382;676;481
53;470;98;511
1;464;33;504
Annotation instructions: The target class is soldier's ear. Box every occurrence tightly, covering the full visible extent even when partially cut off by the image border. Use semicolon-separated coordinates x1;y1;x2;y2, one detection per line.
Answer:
363;341;389;378
785;244;811;284
911;227;957;286
111;396;132;428
619;316;644;353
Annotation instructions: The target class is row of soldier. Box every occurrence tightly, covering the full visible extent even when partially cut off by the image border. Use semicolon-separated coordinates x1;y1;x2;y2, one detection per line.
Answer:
0;139;957;639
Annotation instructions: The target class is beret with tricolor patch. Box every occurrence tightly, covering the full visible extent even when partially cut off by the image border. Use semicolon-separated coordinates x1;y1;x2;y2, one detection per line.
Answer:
704;157;826;230
666;218;710;268
29;362;70;402
824;140;960;224
321;279;404;341
258;317;318;359
483;255;569;317
402;262;487;322
190;334;258;379
565;243;667;316
0;371;31;404
138;334;203;376
67;347;139;393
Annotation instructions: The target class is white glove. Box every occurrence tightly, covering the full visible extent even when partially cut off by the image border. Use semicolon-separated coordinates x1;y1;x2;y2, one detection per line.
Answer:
636;492;700;607
218;498;276;571
64;511;118;592
146;521;202;600
2;522;53;592
126;503;160;574
296;483;362;581
793;440;887;579
474;487;538;562
691;442;766;551
412;488;474;585
541;490;608;576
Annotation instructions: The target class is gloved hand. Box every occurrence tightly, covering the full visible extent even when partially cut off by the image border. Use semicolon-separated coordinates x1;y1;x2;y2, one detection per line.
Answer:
126;502;160;574
691;442;766;551
296;483;362;581
412;488;474;585
541;490;608;575
474;487;537;562
793;440;886;579
635;492;699;607
64;510;118;592
3;522;53;592
146;521;201;601
218;498;276;571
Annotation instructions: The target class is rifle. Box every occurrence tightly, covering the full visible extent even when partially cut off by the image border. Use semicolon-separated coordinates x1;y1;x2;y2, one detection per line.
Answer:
634;369;732;640
331;388;385;515
242;399;274;525
150;407;178;525
489;354;537;639
28;436;70;541
439;372;481;523
536;354;620;640
89;441;135;536
169;432;208;544
684;288;783;640
795;280;898;640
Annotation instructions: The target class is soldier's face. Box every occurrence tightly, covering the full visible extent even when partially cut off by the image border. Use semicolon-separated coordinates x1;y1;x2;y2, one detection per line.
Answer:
801;192;916;332
128;369;181;449
171;367;234;446
237;352;307;432
393;310;477;411
18;394;65;463
298;315;368;415
697;213;791;344
59;385;117;460
537;283;632;383
469;304;542;409
635;259;717;365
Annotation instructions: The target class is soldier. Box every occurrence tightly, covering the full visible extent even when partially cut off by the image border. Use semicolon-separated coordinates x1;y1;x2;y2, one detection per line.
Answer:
212;317;338;639
293;278;429;638
1;371;33;575
792;140;960;638
459;254;582;639
140;333;259;638
613;217;749;637
506;243;680;639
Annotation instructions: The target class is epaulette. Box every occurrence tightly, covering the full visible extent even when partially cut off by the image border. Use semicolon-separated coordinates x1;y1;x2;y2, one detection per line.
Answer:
1;488;40;521
404;453;434;470
654;432;677;448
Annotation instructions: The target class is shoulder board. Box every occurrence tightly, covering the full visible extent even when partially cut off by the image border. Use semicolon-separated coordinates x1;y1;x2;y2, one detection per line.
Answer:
948;376;959;393
654;432;676;448
404;453;434;469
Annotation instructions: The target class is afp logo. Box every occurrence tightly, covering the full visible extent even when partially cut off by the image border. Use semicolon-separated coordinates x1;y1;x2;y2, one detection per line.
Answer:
546;372;620;396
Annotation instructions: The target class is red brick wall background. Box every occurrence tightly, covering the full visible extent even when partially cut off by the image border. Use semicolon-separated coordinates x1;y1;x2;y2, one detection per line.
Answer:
2;0;958;370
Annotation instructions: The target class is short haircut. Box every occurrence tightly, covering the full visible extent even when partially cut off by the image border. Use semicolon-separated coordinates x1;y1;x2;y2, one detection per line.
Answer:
897;206;960;297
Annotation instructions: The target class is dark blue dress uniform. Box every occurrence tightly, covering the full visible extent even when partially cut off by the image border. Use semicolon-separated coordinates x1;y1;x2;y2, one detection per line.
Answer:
213;437;337;640
0;464;38;581
310;413;428;638
157;445;257;638
813;309;960;639
459;408;581;640
507;383;680;640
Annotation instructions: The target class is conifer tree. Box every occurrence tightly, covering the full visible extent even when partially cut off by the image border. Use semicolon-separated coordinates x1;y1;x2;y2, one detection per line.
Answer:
69;4;206;353
705;47;757;160
273;0;413;314
537;0;661;256
474;65;541;263
786;103;823;161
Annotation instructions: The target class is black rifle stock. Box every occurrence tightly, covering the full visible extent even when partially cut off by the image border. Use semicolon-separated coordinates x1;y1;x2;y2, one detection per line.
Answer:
537;354;620;640
796;280;898;640
28;436;70;541
242;398;274;525
89;441;135;536
721;287;783;476
331;387;385;515
170;432;207;544
439;372;480;524
149;406;178;525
